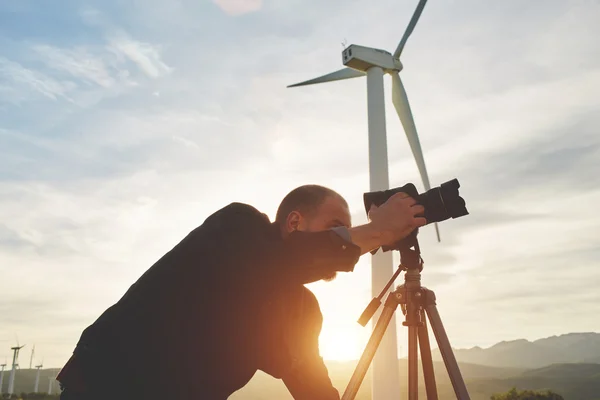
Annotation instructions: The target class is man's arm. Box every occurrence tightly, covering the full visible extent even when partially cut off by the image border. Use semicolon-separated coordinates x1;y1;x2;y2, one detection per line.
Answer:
281;288;340;400
333;224;385;255
200;197;425;284
200;202;363;284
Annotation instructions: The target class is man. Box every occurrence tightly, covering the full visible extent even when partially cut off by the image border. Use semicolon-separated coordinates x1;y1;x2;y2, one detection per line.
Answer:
57;184;425;399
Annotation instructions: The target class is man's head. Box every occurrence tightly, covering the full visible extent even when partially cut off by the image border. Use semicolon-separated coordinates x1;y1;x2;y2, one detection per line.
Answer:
275;184;351;281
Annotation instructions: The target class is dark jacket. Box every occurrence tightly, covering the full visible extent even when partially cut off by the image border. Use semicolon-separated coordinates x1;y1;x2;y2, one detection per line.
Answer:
57;202;361;399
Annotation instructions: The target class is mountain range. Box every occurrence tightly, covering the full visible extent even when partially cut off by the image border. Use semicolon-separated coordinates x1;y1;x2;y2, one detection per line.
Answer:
3;332;600;399
431;332;600;368
232;332;600;399
231;361;600;400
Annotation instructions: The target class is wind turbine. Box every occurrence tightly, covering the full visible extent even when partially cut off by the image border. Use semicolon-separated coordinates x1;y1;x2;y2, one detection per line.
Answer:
287;0;435;398
8;343;25;396
34;360;43;393
0;360;6;393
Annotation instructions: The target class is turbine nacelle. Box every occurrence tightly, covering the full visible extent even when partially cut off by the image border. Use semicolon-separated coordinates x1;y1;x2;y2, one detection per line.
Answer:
342;44;403;74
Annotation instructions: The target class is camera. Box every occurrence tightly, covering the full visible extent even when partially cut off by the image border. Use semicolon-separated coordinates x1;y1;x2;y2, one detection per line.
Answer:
363;178;468;242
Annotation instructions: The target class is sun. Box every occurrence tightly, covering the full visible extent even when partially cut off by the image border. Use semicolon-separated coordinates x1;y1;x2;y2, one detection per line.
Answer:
318;326;366;361
306;268;376;362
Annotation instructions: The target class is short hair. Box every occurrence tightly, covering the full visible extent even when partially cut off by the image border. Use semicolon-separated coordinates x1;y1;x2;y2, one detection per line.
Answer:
275;184;347;225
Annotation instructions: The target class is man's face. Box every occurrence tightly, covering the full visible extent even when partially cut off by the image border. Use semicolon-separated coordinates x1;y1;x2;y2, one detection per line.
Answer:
299;195;352;232
285;195;352;281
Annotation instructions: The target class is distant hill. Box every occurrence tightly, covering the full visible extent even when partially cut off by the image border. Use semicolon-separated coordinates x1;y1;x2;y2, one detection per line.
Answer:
6;333;600;399
5;362;599;400
232;332;600;400
230;359;526;400
468;363;600;400
232;361;600;400
432;332;600;369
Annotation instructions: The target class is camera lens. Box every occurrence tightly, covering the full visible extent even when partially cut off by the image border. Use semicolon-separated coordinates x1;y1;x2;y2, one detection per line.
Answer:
363;178;468;226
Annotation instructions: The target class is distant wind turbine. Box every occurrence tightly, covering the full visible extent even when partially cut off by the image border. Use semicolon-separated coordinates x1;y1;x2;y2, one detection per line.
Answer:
48;376;55;395
0;361;7;393
287;1;435;398
8;343;25;396
34;361;43;393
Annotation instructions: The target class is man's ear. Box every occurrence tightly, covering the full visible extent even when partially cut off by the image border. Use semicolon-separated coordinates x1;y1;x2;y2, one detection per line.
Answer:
286;211;302;233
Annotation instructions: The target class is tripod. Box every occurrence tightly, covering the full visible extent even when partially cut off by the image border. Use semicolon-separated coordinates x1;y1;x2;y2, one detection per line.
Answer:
341;235;471;400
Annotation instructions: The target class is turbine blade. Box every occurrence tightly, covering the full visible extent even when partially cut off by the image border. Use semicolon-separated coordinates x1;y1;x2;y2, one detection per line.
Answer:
391;72;440;242
391;72;431;191
287;67;364;88
393;0;428;59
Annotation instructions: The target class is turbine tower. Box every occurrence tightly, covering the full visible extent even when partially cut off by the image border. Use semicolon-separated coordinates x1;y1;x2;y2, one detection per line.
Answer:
287;1;434;398
0;361;6;394
34;361;43;393
48;376;55;395
8;344;25;396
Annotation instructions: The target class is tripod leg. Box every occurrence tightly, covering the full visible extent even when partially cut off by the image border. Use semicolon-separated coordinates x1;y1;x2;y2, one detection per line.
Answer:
408;325;419;400
424;300;471;400
418;309;438;400
342;293;400;400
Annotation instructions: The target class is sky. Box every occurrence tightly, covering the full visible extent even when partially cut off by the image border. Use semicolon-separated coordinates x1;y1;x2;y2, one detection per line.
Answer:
0;0;599;372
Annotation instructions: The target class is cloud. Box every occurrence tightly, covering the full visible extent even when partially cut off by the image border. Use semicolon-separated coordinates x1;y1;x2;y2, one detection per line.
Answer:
31;45;122;88
0;57;76;104
211;0;263;16
0;21;172;114
107;31;173;78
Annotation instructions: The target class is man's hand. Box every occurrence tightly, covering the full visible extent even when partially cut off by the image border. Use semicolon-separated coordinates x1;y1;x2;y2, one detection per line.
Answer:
347;193;426;254
367;192;426;246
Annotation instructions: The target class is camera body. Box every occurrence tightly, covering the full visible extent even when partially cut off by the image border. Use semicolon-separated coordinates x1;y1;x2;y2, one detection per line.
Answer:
363;178;468;251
